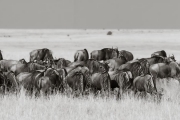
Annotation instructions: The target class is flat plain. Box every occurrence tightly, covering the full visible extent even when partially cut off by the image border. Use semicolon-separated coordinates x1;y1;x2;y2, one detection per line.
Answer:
0;29;180;120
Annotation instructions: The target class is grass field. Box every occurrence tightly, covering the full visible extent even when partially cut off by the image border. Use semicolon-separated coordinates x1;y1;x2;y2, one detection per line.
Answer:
0;29;180;120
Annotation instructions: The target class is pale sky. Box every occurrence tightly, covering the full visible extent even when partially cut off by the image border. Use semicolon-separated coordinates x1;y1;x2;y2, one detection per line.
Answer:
0;0;180;29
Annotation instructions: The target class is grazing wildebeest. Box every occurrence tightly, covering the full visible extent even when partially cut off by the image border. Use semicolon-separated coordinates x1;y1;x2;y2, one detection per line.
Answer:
151;50;167;58
91;48;118;61
52;58;71;69
150;61;180;92
105;56;127;71
30;48;53;62
133;75;154;96
109;70;131;99
74;49;89;62
11;62;46;76
118;50;133;62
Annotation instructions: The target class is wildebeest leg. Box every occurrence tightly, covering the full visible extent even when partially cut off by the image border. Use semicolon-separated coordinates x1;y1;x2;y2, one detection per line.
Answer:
152;75;158;92
117;88;123;100
79;74;84;96
107;76;111;98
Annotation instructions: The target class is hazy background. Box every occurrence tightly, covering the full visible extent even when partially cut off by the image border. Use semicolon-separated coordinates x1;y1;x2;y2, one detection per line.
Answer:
0;0;180;29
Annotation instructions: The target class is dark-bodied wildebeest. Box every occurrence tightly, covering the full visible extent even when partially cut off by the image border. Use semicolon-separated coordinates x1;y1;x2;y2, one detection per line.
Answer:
133;75;154;96
90;48;119;61
151;50;167;58
52;58;71;69
63;66;91;94
29;48;53;62
0;71;8;93
90;61;111;97
118;50;133;62
64;66;84;95
37;68;64;95
16;71;44;95
74;49;89;62
4;71;18;92
11;62;46;76
118;61;144;88
109;70;131;99
150;61;180;92
91;72;111;97
105;56;127;71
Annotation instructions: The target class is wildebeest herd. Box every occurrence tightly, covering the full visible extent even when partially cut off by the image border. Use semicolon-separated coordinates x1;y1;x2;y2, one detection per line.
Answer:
0;48;178;99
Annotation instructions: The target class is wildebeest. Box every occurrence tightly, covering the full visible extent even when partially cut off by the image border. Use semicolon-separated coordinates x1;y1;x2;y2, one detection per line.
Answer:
119;61;143;79
74;49;89;62
151;50;167;58
105;57;127;71
10;62;46;76
118;50;133;62
64;66;84;95
91;72;111;97
16;71;44;95
30;48;53;62
133;75;154;95
150;61;180;92
109;70;131;99
4;71;19;92
38;68;64;95
90;60;111;96
91;48;119;61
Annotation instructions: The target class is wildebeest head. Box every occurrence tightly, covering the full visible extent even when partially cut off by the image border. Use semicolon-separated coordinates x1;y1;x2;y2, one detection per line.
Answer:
169;54;176;62
19;59;27;64
86;59;108;74
99;61;109;73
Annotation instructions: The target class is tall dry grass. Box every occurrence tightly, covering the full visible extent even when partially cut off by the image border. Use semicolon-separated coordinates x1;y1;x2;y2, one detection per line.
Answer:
0;78;180;120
